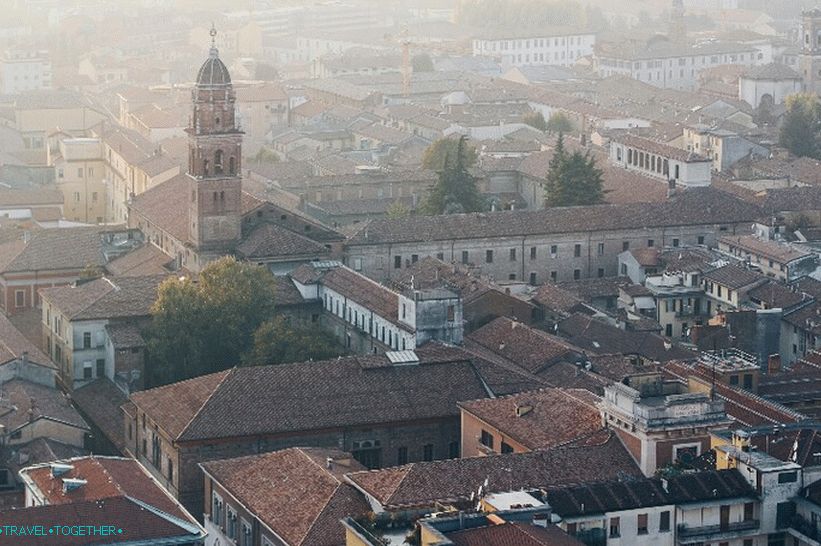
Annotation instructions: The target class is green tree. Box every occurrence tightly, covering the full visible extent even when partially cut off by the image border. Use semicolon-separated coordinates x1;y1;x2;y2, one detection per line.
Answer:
243;316;341;366
546;112;574;134
422;135;485;215
411;53;434;72
543;134;605;207
386;200;410;219
145;257;278;386
523;111;548;131
421;137;478;171
252;147;280;164
779;94;821;160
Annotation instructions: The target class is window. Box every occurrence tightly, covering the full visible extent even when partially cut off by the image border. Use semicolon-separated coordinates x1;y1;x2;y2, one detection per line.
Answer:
15;290;24;308
744;502;754;521
96;359;105;378
648;239;654;247
530;272;537;285
659;510;670;532
637;513;648;535
212;493;222;524
573;269;581;280
449;441;459;458
597;242;605;256
501;442;514;454
480;430;494;449
622;241;630;251
695;234;704;244
83;332;91;349
574;244;581;257
730;374;739;386
461;250;469;264
394;255;402;269
609;517;620;538
436;252;444;260
597;268;605;278
550;271;557;282
778;471;798;483
83;362;93;380
397;446;408;465
167;459;173;482
423;444;434;462
411;254;419;264
550;245;558;256
486;250;494;263
509;248;516;261
241;519;252;546
673;238;680;247
530;247;537;260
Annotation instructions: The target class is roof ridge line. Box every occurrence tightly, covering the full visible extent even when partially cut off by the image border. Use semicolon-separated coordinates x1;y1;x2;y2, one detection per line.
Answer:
176;368;234;441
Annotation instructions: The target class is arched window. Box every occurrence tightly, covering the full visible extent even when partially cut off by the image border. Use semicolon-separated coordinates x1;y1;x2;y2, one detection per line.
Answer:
229;156;236;175
220;191;225;201
203;159;209;176
214;150;223;175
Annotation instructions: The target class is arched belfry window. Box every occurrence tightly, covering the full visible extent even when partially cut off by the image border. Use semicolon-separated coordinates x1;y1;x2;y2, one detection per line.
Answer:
215;150;223;175
229;156;236;175
203;159;209;176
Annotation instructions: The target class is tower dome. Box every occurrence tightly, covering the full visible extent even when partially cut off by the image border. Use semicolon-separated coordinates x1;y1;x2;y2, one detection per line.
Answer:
196;26;231;87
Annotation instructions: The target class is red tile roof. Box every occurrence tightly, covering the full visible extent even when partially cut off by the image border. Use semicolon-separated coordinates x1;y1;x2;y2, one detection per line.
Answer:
448;522;584;546
459;388;603;450
22;456;192;522
200;448;368;546
345;432;641;509
662;360;806;426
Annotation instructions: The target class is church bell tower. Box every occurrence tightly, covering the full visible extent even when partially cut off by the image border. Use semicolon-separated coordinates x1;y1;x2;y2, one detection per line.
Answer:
187;26;243;253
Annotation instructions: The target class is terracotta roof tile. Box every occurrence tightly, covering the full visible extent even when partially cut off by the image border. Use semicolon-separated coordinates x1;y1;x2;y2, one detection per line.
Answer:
0;496;203;545
346;432;641;509
459;388;602;450
347;188;761;246
201;448;368;546
129;346;499;442
448;522;584;546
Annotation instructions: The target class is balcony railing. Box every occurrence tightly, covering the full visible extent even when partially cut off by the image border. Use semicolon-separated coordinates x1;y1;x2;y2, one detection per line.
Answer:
788;514;821;545
677;519;759;541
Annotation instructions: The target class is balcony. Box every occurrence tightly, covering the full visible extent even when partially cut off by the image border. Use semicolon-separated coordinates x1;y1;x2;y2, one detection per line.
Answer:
677;519;759;544
787;514;821;546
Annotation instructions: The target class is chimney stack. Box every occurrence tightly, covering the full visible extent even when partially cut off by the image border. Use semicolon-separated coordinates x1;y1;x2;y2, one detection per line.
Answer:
768;354;781;374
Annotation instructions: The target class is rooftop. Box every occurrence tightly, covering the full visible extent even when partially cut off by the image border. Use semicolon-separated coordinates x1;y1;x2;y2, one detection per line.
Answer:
345;431;641;509
39;275;166;321
346;188;762;246
129;344;509;442
458;388;602;451
200;448;368;546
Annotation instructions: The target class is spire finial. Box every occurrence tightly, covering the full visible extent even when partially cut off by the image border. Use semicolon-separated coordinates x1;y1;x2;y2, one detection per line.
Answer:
209;23;218;58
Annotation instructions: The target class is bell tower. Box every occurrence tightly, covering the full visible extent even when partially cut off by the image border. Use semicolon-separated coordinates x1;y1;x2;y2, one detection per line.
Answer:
187;26;243;253
799;8;821;95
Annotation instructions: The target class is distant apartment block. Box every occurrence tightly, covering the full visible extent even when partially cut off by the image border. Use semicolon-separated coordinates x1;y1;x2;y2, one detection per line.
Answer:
472;30;596;68
0;49;51;95
595;38;761;91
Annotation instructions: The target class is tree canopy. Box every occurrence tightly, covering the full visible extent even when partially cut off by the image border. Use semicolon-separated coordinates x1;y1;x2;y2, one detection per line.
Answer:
546;112;574;134
543;134;605;207
421;136;478;171
779;94;821;160
145;257;278;385
422;135;485;215
243;316;341;366
411;53;434;72
523;111;548;131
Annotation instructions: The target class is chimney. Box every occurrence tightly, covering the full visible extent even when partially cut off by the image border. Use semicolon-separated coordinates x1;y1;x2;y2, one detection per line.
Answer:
768;354;781;374
326;457;334;470
667;178;677;199
20;351;28;364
